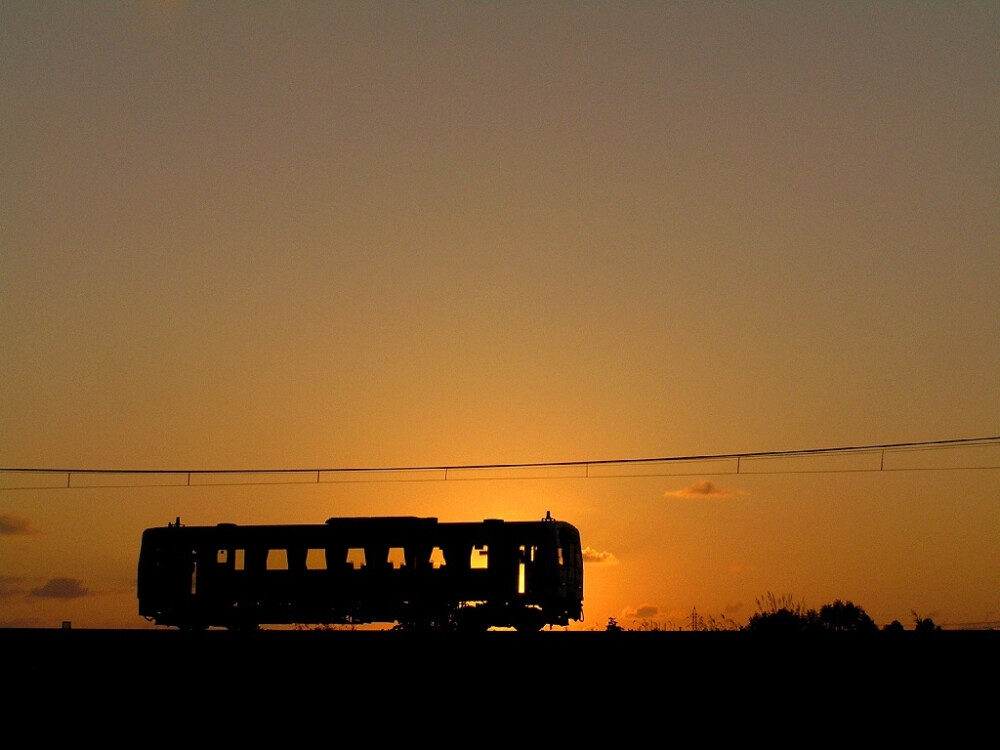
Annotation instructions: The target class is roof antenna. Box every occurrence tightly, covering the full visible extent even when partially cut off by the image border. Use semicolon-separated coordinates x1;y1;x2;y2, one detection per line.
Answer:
544;510;552;521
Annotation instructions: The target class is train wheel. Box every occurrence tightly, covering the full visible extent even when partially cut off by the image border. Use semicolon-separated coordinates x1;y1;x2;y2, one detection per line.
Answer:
514;610;546;632
451;608;489;633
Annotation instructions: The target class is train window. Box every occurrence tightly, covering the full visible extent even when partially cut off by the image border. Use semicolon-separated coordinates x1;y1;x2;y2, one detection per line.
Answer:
217;549;228;564
517;545;538;594
430;547;445;569
388;547;405;569
346;548;366;569
557;547;565;566
471;545;488;569
235;549;245;571
305;548;326;570
266;549;288;570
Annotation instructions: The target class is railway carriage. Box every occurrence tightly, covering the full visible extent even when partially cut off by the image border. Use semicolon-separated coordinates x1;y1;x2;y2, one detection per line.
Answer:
137;512;584;631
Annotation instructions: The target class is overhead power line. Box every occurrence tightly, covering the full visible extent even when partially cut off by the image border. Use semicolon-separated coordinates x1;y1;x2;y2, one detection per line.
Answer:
2;436;999;490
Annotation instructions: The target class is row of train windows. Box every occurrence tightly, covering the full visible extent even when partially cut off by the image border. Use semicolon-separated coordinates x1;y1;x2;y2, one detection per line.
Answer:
211;544;558;571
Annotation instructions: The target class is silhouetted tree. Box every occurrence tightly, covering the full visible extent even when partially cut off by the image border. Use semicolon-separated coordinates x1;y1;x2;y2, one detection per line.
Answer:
882;620;905;633
912;611;941;633
818;600;878;632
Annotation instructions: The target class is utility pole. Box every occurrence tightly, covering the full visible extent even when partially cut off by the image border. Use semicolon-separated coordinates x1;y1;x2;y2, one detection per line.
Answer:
690;607;703;631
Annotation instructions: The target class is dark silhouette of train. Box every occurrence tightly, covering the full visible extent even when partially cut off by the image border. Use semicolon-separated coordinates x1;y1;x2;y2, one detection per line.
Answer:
138;512;584;631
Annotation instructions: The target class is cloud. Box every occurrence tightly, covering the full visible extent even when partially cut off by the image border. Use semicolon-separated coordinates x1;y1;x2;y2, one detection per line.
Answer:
627;604;659;620
0;577;26;598
0;514;38;535
724;602;745;618
582;547;618;565
664;480;747;499
619;604;676;629
0;615;46;628
30;578;91;599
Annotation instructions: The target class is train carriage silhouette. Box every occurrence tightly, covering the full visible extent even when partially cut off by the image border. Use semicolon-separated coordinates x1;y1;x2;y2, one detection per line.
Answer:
138;512;584;631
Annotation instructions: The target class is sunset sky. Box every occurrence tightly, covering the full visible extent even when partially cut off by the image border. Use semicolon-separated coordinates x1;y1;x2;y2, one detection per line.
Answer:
2;2;998;631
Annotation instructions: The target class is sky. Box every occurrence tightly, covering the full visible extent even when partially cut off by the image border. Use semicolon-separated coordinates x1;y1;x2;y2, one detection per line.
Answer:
1;1;998;631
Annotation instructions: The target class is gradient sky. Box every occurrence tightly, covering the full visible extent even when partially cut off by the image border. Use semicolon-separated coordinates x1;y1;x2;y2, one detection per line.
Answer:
2;2;998;631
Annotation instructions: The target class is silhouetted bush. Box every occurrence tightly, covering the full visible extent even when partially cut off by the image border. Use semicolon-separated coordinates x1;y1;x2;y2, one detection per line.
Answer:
610;593;955;634
701;613;741;631
818;600;878;632
912;611;941;633
605;617;624;632
743;594;880;634
743;592;821;633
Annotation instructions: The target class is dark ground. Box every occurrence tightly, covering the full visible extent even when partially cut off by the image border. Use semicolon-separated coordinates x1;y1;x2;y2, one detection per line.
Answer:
6;628;995;738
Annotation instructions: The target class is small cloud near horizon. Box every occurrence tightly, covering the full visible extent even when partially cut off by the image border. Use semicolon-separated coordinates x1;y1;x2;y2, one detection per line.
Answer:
30;578;91;599
664;480;748;499
0;615;46;628
622;604;659;620
582;547;617;565
0;577;25;598
0;514;38;535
